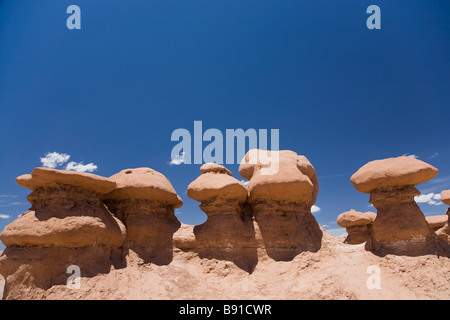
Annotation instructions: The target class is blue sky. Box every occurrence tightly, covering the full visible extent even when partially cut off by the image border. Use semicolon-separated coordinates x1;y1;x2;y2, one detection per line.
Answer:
0;0;449;249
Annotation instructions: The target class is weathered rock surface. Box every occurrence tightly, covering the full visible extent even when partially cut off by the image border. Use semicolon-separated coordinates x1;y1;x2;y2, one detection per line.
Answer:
337;210;376;244
351;157;441;255
103;168;182;265
436;207;450;244
1;156;450;300
239;150;322;261
186;163;256;271
0;168;126;298
441;190;450;206
425;215;447;231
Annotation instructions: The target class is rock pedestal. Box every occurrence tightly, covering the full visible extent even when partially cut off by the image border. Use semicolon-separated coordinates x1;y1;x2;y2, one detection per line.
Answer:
0;168;126;299
337;209;376;244
239;149;322;261
436;191;450;243
351;156;439;255
187;163;256;271
102;168;182;265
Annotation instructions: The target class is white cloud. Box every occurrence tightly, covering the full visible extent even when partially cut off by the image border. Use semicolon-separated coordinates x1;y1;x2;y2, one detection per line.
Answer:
402;153;419;159
240;179;249;187
40;152;70;168
428;152;439;159
65;161;98;172
0;214;10;219
368;203;374;207
324;228;347;238
169;152;186;165
415;193;443;206
311;205;321;213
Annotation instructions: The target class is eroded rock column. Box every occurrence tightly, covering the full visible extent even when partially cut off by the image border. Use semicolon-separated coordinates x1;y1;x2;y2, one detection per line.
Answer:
103;168;182;265
436;190;450;243
187;163;256;271
337;209;376;244
239;149;322;261
0;168;126;299
351;156;439;255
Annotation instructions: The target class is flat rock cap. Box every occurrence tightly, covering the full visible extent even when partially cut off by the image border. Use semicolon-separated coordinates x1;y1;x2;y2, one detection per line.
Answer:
103;168;182;208
16;167;116;195
188;164;247;203
425;215;447;229
350;156;438;194
200;163;232;176
337;209;377;228
441;190;450;206
239;149;318;204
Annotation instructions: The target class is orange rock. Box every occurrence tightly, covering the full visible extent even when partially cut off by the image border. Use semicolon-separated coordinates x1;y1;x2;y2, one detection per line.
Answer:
104;167;182;208
103;168;182;265
16;167;116;195
441;190;450;206
350;156;438;194
239;149;318;206
425;215;447;231
351;156;439;255
239;150;322;261
337;210;376;244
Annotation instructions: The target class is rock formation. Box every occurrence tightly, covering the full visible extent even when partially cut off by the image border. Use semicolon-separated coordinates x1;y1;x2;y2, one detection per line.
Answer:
337;209;376;244
239;149;322;261
436;190;450;243
102;168;182;265
425;215;447;231
186;163;256;271
0;168;126;299
350;156;439;255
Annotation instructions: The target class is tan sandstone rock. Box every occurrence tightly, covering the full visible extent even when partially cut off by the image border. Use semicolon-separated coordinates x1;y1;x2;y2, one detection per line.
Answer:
425;215;447;231
0;168;126;298
441;190;450;206
239;149;322;261
337;210;376;244
350;156;440;255
102;168;182;265
436;191;450;243
187;163;255;271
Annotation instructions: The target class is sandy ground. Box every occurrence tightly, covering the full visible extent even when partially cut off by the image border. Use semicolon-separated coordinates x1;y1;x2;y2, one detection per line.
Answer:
8;229;445;300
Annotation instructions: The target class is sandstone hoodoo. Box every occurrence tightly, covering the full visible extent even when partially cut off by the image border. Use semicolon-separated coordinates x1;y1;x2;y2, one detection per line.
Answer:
239;149;322;261
187;163;255;270
436;190;450;243
350;156;439;255
426;215;447;231
102;168;182;264
0;168;126;299
337;209;376;244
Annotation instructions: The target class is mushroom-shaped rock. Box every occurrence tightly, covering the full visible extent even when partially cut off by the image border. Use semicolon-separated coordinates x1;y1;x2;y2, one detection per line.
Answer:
425;215;447;231
240;149;318;206
0;168;126;297
102;168;182;264
239;150;322;261
188;163;248;206
441;190;450;206
436;192;450;243
336;210;376;244
1;168;125;248
186;164;256;271
104;167;183;208
16;167;116;195
350;157;439;255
